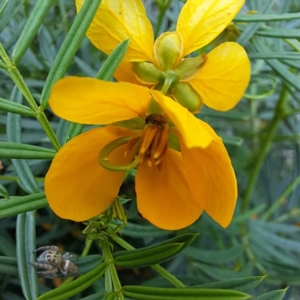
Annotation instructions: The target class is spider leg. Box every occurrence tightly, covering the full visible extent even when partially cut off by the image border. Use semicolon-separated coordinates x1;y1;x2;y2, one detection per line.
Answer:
36;269;59;279
30;262;56;271
33;245;59;253
62;252;76;260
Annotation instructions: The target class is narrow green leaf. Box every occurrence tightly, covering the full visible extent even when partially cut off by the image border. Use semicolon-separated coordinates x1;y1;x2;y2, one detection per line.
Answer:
194;262;253;281
0;97;35;116
0;142;56;159
196;276;266;293
0;256;18;276
80;292;106;300
0;193;48;219
256;27;300;39
253;289;287;300
114;243;183;268
0;0;23;32
95;39;130;80
252;38;300;92
40;0;102;108
184;246;243;264
234;12;300;22
121;222;171;238
114;233;198;268
248;52;300;60
12;0;56;63
7;88;39;193
220;135;243;146
25;211;38;300
16;214;31;300
123;286;250;300
37;262;107;300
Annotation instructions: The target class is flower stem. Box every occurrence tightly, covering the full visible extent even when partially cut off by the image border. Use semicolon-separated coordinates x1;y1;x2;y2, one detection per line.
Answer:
100;237;124;300
0;44;61;151
110;234;185;288
242;86;289;212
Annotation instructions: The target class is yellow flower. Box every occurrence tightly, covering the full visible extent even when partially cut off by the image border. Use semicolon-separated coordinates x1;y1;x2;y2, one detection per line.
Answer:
76;0;251;112
45;77;237;230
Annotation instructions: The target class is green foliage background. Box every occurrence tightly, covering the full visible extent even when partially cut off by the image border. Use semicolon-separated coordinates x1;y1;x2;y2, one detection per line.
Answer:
1;0;300;299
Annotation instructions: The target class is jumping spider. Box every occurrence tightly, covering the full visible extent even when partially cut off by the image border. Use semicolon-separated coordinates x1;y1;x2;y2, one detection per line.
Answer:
30;245;78;278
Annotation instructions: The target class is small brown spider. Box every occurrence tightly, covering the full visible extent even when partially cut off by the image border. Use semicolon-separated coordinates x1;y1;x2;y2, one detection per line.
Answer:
30;245;78;278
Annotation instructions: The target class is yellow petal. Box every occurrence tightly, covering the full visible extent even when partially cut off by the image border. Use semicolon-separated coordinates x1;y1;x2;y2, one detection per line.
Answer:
136;148;203;230
189;42;251;111
180;120;237;228
45;127;135;222
177;0;245;56
49;77;151;124
75;0;155;62
114;61;144;85
151;90;213;148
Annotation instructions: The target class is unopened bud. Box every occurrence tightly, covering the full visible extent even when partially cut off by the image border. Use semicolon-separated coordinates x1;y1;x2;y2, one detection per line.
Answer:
171;82;202;113
154;32;183;70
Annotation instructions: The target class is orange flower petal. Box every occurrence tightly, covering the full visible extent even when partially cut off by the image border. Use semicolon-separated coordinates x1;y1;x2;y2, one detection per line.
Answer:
114;61;143;85
136;148;203;230
151;90;213;149
177;0;245;56
189;42;251;111
75;0;155;62
180;120;237;228
45;127;135;222
49;77;151;124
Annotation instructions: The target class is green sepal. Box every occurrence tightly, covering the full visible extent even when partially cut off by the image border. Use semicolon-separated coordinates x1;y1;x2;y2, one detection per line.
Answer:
113;233;198;268
37;262;107;300
171;82;202;113
134;61;162;84
111;117;145;130
175;55;206;81
123;286;250;300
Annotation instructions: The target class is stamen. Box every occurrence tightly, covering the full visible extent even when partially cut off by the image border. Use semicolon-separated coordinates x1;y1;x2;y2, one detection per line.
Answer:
139;124;159;154
152;124;169;159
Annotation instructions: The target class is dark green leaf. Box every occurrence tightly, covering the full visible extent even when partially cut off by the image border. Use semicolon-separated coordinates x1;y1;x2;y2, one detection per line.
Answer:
123;286;250;300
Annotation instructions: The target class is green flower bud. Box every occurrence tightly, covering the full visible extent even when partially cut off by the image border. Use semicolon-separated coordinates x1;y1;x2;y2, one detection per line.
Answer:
154;32;183;70
171;82;202;113
133;62;162;84
175;54;207;81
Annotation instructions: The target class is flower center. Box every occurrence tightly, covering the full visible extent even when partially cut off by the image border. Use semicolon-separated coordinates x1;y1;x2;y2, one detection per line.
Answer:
99;114;169;171
138;114;169;167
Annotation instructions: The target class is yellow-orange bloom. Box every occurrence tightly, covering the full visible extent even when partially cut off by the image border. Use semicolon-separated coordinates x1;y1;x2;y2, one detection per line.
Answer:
45;77;237;230
76;0;251;112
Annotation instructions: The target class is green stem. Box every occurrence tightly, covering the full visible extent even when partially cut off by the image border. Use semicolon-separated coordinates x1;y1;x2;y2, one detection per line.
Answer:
0;44;61;151
154;0;172;38
110;234;185;288
242;86;289;212
100;238;124;300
